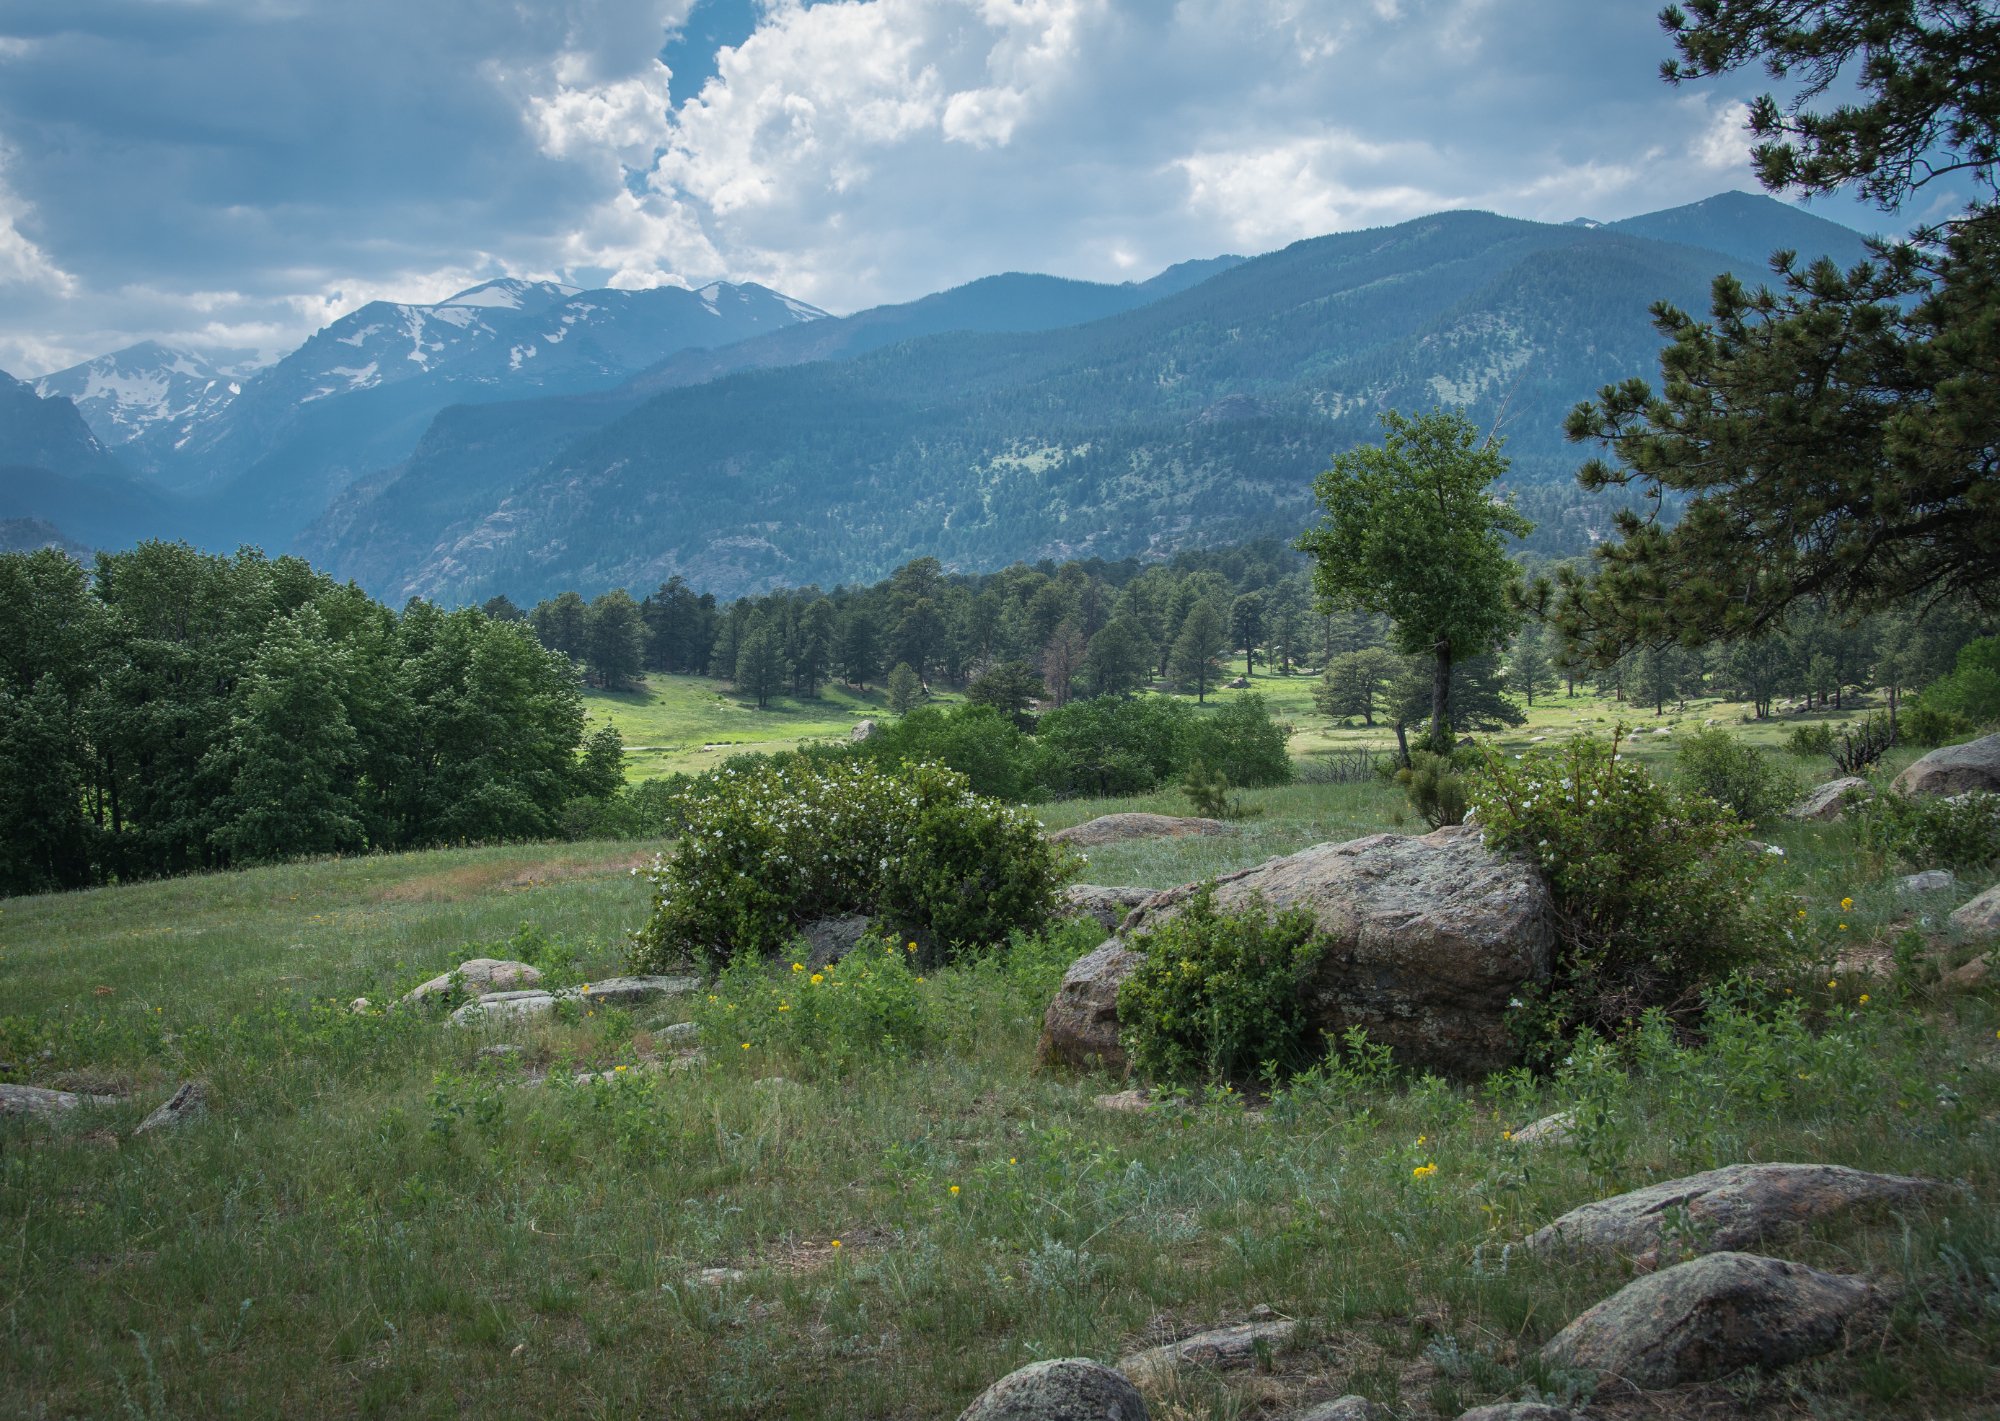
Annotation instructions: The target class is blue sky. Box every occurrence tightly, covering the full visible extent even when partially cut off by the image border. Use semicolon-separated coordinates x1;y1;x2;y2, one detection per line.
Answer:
0;0;1929;377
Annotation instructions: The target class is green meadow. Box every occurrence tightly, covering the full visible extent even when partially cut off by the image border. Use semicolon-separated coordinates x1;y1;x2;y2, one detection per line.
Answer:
4;741;1996;1419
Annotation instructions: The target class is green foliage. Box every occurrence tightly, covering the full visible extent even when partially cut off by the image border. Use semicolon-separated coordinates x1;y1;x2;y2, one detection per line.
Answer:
1168;600;1228;701
1179;760;1237;820
1907;636;2000;741
1180;693;1293;790
1395;749;1467;829
1298;408;1530;752
1850;790;2000;875
631;757;1073;973
1829;712;1897;775
694;940;934;1075
858;702;1035;801
1471;732;1787;1049
886;662;922;715
1673;726;1801;823
963;660;1043;727
1314;647;1400;725
1118;887;1329;1087
1784;722;1837;757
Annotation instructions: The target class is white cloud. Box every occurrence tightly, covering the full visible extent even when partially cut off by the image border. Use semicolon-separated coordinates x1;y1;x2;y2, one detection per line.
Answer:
1695;98;1755;171
0;151;76;297
1173;132;1450;248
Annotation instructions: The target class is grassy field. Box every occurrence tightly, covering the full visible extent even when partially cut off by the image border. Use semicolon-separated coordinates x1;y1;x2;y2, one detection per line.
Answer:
593;666;1888;781
3;758;1997;1418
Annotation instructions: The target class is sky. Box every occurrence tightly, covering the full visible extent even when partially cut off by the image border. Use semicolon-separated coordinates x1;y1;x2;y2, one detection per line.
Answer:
0;0;1929;378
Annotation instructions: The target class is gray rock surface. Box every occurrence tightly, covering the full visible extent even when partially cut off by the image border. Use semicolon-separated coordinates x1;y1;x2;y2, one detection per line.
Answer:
1951;882;2000;940
1039;824;1553;1079
1062;885;1156;932
654;1021;700;1046
1527;1163;1932;1259
0;1082;118;1115
573;975;698;1007
132;1080;206;1135
1541;1251;1874;1386
1896;869;1958;896
402;958;542;1005
849;718;880;743
450;990;557;1025
1048;813;1232;848
1789;776;1871;821
798;915;871;969
1296;1398;1387;1421
1454;1407;1570;1421
1509;1111;1575;1146
1118;1319;1296;1384
1893;732;2000;797
956;1358;1148;1421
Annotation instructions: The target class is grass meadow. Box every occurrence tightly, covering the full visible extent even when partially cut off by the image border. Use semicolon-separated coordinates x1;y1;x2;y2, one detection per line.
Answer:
3;730;1997;1418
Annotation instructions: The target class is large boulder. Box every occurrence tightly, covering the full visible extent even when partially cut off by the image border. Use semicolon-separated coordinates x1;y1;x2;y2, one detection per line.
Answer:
1048;814;1231;848
1061;885;1157;933
956;1358;1148;1421
1118;1319;1296;1385
0;1082;118;1116
1527;1163;1933;1261
1893;731;2000;797
1038;824;1553;1079
402;958;542;1006
1788;776;1871;822
1951;882;2000;940
1541;1251;1875;1387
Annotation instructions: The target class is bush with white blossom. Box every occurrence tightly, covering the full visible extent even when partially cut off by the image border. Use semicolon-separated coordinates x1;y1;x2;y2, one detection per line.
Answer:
629;756;1076;973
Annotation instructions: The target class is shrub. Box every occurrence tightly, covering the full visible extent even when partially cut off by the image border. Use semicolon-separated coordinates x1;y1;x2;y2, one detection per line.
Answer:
693;937;933;1073
858;702;1034;800
1673;727;1800;823
1118;887;1328;1086
1395;748;1467;828
1034;695;1193;797
1850;790;2000;873
1180;759;1237;819
630;758;1074;974
1470;731;1788;1052
1180;693;1294;789
1829;712;1896;775
1783;723;1836;757
1901;699;1973;748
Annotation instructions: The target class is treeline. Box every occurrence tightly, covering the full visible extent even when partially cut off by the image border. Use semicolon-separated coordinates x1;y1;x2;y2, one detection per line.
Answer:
502;539;1374;705
0;544;622;896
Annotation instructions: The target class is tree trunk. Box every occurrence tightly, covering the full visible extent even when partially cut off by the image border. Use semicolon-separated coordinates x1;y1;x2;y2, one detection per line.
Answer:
1393;719;1411;768
1428;638;1452;755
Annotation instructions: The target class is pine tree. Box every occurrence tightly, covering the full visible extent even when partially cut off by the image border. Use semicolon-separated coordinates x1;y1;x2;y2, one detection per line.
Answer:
584;589;647;690
1082;618;1151;697
1229;591;1265;676
1314;647;1400;725
838;610;881;688
887;662;922;715
1168;601;1228;703
1041;620;1087;708
530;591;589;662
1508;627;1556;706
735;625;786;710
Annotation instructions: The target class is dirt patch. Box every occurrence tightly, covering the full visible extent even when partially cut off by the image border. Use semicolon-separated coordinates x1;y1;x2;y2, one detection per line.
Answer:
502;852;655;890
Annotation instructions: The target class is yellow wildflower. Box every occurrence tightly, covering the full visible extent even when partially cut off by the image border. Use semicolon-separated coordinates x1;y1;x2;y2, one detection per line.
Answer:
810;972;824;985
908;941;918;952
949;1184;960;1196
779;1002;790;1012
1840;897;1853;911
1858;993;1870;1005
791;962;804;973
830;1239;842;1249
740;1042;750;1050
614;1064;627;1072
1412;1163;1437;1180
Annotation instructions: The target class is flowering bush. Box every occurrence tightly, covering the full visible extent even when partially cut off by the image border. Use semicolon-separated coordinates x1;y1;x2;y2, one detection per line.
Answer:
629;757;1075;973
1118;887;1328;1086
1471;731;1789;1051
693;938;933;1072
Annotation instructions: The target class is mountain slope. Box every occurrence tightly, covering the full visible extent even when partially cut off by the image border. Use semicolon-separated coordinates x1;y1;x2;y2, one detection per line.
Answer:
1607;189;1878;275
0;374;185;549
350;195;1868;602
33;343;246;462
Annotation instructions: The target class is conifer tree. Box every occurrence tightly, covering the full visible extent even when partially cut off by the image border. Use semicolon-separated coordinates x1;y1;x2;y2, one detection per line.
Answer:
1169;600;1228;703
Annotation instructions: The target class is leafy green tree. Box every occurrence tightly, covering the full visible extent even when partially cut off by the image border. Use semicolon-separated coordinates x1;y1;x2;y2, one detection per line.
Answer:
0;676;96;893
480;594;525;623
894;598;946;684
887;661;922;715
1169;600;1228;702
735;625;786;709
530;590;589;663
584;589;647;691
1554;1;2000;660
1182;692;1293;789
838;608;881;688
1297;409;1530;753
1314;647;1400;725
1081;618;1151;697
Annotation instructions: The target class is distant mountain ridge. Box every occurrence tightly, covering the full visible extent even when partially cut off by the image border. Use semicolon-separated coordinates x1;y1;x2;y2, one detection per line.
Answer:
297;192;1873;603
33;342;247;456
0;372;185;551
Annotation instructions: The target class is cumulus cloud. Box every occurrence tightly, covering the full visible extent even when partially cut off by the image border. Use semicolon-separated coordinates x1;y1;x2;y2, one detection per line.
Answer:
0;0;1878;375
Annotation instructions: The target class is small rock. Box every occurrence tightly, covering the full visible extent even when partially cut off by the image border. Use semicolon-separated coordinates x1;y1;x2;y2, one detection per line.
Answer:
1944;957;1991;991
477;1043;524;1060
655;1022;700;1046
1896;870;1957;896
1118;1320;1296;1384
799;915;871;969
570;975;699;1007
1740;839;1785;858
1508;1110;1575;1146
1226;677;1250;689
693;1267;746;1286
1893;732;2000;798
1049;814;1233;848
1789;777;1872;822
1527;1162;1932;1259
132;1080;207;1136
0;1082;117;1116
1455;1407;1570;1421
956;1358;1148;1421
849;718;880;743
348;996;371;1014
1950;883;2000;940
1062;885;1156;933
1297;1398;1387;1421
1541;1251;1875;1387
1094;1089;1152;1114
402;958;543;1006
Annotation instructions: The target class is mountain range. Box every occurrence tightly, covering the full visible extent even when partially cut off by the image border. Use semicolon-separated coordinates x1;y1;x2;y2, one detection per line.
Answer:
2;190;1875;600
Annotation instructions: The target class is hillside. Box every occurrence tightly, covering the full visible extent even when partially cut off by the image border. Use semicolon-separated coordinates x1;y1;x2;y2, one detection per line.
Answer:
314;194;1866;603
0;374;185;551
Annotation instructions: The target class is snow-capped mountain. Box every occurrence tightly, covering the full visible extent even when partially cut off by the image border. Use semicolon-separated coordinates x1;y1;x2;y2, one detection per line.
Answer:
33;342;247;461
117;277;827;544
